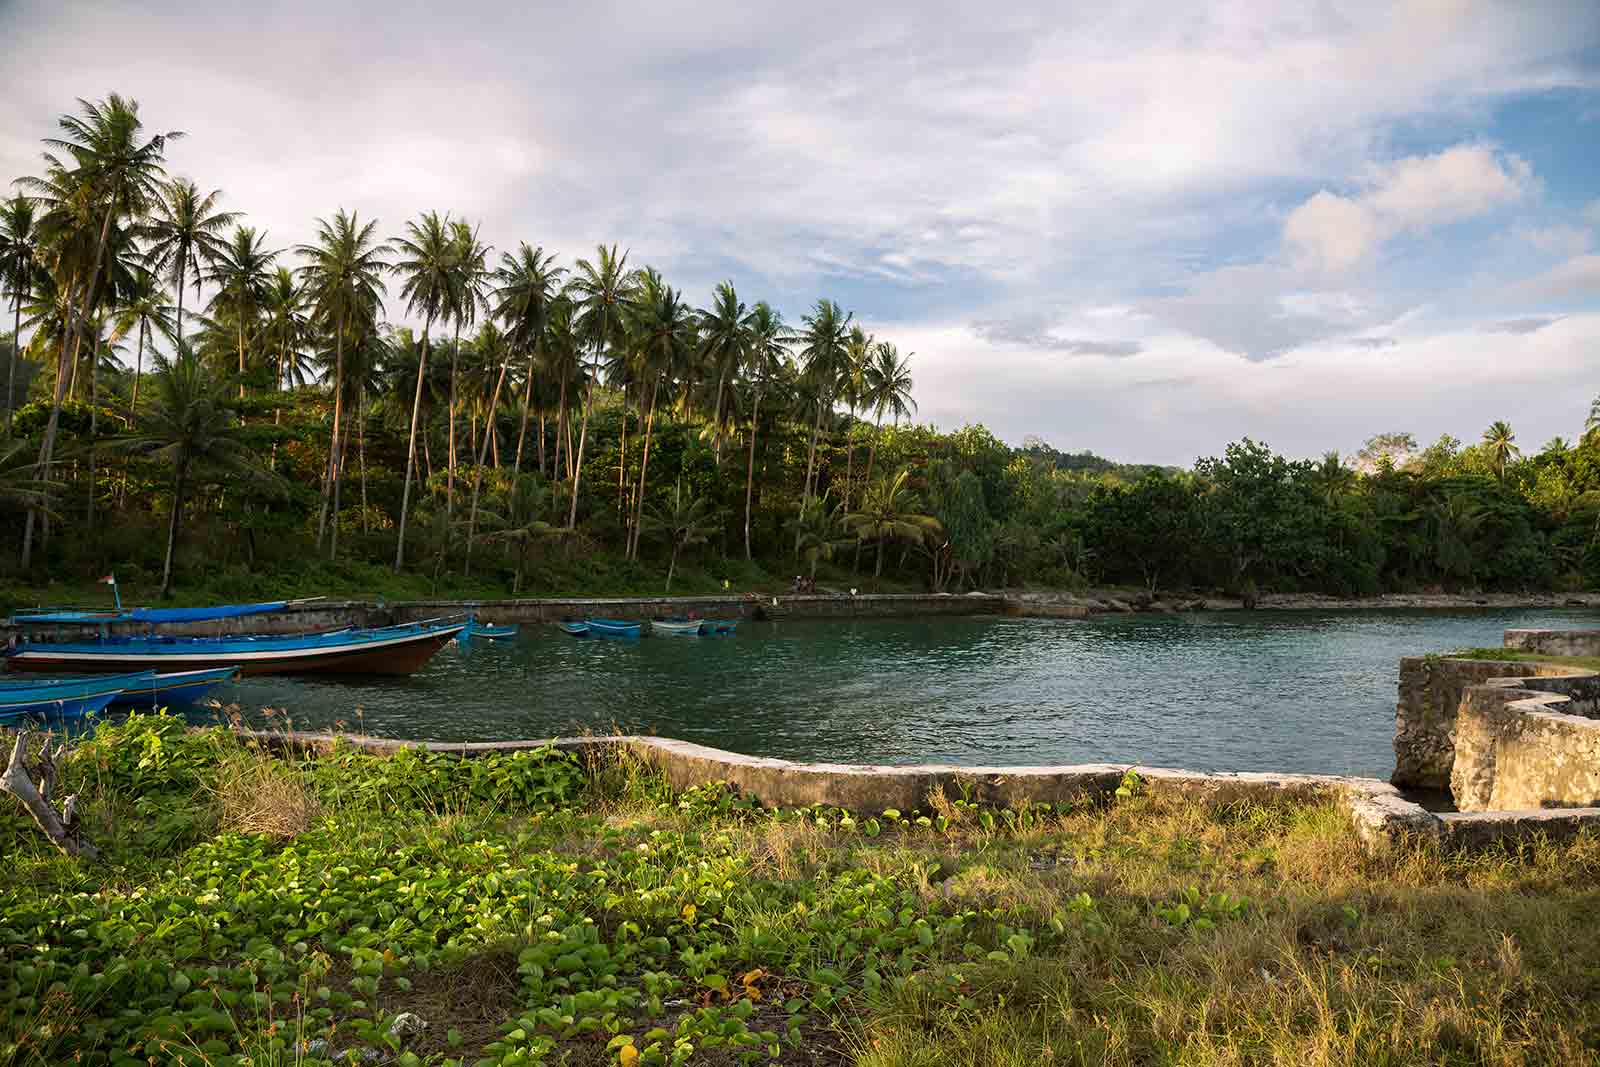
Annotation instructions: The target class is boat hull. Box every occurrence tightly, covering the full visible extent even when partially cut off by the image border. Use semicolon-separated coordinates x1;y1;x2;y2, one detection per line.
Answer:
651;619;703;637
0;690;123;723
109;667;241;709
3;625;464;677
586;618;642;639
557;622;590;637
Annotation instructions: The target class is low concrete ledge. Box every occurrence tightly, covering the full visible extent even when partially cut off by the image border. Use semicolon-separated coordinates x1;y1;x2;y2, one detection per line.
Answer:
232;728;1600;851
236;728;1438;846
1505;629;1600;658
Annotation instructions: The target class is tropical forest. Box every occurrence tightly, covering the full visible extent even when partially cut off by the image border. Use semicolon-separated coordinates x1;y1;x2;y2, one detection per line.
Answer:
3;94;1600;604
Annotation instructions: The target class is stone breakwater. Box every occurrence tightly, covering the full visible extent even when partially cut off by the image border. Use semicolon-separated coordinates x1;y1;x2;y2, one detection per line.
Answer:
239;730;1599;853
1394;629;1600;814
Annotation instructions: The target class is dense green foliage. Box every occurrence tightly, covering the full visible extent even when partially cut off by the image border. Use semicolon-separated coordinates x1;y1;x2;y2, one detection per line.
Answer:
5;717;1600;1065
4;93;1599;604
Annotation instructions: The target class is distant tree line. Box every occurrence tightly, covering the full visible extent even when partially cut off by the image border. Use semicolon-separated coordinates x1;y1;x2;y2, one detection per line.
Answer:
2;94;1597;599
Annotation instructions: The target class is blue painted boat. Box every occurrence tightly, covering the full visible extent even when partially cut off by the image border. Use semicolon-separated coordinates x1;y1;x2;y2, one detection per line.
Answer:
651;618;703;637
463;620;521;641
108;667;241;709
0;671;155;722
699;619;740;635
557;620;590;637
10;599;298;627
3;619;465;676
586;618;642;639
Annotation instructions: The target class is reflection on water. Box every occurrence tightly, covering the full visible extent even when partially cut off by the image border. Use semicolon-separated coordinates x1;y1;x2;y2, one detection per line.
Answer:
195;607;1600;777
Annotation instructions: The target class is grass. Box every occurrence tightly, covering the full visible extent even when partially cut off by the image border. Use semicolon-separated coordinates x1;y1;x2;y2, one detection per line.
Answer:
1444;648;1600;672
4;717;1600;1066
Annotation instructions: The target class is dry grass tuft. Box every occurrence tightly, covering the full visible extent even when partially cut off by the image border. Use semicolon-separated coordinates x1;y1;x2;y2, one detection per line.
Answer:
212;749;322;838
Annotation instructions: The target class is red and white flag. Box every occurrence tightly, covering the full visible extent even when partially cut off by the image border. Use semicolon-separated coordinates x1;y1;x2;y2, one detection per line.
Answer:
99;574;116;585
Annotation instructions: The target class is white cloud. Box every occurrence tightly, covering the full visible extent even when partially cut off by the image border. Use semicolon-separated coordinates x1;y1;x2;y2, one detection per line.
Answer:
1284;145;1532;275
1515;254;1600;300
1518;224;1593;256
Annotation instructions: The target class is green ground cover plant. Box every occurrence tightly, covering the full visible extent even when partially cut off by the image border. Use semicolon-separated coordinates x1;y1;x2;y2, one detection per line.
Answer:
3;714;1600;1066
1444;648;1600;672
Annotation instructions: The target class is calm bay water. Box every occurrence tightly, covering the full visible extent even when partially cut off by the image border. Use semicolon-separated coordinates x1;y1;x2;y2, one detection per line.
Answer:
204;608;1600;778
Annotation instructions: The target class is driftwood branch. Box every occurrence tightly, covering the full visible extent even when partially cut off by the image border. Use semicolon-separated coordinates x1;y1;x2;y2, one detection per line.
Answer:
0;729;98;859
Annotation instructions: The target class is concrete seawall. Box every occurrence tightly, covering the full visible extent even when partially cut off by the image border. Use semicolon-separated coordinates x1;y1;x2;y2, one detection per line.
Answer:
237;728;1600;852
2;591;1006;640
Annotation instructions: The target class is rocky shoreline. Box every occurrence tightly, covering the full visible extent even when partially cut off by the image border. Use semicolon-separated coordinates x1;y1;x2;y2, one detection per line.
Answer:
1003;589;1600;619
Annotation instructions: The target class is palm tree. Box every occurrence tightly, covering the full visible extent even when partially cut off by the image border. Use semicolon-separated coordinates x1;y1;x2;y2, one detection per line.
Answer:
793;299;852;553
697;281;752;464
296;209;390;559
17;94;179;569
844;467;943;580
0;438;59;516
861;341;915;493
390;209;458;571
543;295;581;482
445;219;491;518
1313;451;1357;507
139;176;238;341
465;320;512;574
741;302;791;560
626;275;696;559
566;243;635;529
1;194;40;434
643;481;721;592
110;266;174;416
260;267;308;408
493;243;564;483
783;492;843;582
203;224;278;398
484;474;566;594
838;325;873;511
1482;420;1519;481
110;350;271;596
1587;396;1600;441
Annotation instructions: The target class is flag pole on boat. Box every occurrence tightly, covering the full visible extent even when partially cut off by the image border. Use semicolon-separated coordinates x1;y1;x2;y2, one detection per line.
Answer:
99;573;121;611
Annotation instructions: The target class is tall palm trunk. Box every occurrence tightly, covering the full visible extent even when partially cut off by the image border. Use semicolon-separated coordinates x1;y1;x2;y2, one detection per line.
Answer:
466;358;509;575
446;322;460;519
131;318;147;418
87;311;102;524
567;347;598;529
629;375;661;560
358;388;369;533
393;321;432;572
513;350;534;481
617;382;629;519
537;409;547;477
6;287;21;435
553;375;568;481
842;409;856;513
318;311;346;558
160;460;191;598
174;262;187;343
744;387;762;561
795;391;826;558
237;304;247;399
712;367;728;465
854;409;886;573
22;269;89;568
330;413;348;560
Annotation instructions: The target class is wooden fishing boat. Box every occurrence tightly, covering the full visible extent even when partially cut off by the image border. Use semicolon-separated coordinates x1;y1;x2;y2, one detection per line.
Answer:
108;667;241;709
651;618;704;637
586;618;642;639
699;619;740;635
0;671;156;722
2;620;465;677
557;620;591;637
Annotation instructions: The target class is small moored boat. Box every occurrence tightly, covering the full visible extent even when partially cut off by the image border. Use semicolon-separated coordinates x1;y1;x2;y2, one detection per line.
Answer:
651;618;703;637
557;620;591;637
0;671;156;722
699;619;739;635
586;618;642;639
463;619;521;641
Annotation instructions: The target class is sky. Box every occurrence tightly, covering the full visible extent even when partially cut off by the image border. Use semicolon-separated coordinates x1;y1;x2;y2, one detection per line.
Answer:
2;0;1598;466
